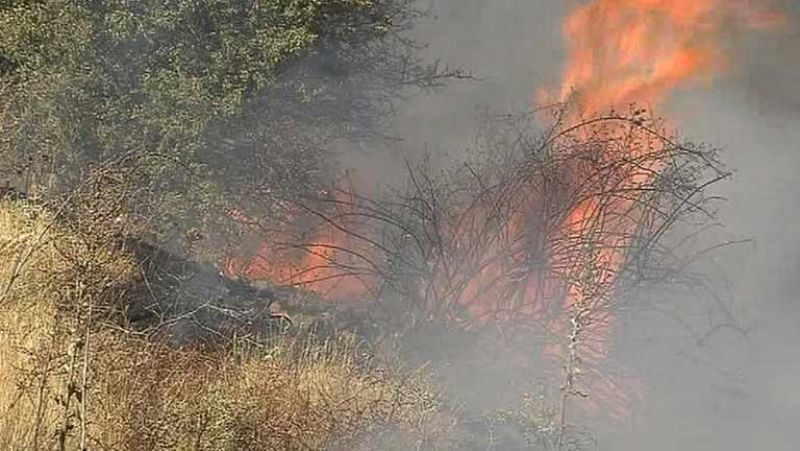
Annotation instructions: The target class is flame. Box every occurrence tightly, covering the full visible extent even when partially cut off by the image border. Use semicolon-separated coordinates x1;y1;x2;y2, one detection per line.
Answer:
233;225;375;300
218;0;787;426
223;2;785;417
227;0;785;317
440;189;557;324
549;0;786;328
544;0;787;116
544;0;787;418
225;188;377;301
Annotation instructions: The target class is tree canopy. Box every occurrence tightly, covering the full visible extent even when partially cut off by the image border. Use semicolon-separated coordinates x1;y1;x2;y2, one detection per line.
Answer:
0;0;448;248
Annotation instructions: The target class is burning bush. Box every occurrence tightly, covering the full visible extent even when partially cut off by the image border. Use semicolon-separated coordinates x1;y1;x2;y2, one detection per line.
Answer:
1;0;784;447
229;109;726;342
220;0;788;431
221;108;729;433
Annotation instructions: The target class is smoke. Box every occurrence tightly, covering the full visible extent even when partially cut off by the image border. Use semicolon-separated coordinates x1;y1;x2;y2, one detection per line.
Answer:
352;0;800;449
340;0;567;176
651;14;800;448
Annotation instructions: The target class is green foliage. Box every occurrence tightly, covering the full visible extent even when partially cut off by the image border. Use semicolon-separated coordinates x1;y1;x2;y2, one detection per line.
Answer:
0;0;440;247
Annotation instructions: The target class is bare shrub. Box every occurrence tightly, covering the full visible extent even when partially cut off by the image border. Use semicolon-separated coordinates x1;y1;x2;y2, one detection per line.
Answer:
250;109;726;334
225;108;728;436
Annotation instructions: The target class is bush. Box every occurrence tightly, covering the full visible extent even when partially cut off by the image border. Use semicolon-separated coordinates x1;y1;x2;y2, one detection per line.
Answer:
0;0;455;248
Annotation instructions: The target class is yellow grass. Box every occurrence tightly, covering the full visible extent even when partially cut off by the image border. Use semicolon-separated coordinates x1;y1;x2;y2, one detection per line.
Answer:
0;200;82;448
0;201;459;450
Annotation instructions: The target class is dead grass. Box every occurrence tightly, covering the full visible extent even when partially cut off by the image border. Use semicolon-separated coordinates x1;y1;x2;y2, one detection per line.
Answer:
0;200;460;450
0;199;134;449
87;335;458;450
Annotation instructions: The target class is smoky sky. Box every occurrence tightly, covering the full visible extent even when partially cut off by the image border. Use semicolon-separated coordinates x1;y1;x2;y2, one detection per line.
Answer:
347;1;800;449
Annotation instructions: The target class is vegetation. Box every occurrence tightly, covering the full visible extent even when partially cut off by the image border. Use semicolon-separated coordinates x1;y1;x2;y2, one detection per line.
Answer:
0;0;457;250
0;1;729;450
0;196;588;450
0;199;452;450
267;109;727;435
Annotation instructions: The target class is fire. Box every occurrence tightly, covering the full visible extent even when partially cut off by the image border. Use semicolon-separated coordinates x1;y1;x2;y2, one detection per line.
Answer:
544;0;787;418
225;188;377;301
218;0;787;426
225;0;785;386
546;0;786;115
439;188;556;324
231;224;375;300
548;0;786;325
228;1;785;316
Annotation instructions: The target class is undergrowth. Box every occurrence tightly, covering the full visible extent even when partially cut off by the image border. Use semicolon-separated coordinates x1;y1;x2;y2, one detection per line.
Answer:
0;200;467;450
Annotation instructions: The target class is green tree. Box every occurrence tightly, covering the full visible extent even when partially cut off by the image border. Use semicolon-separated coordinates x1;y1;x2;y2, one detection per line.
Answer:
0;0;451;249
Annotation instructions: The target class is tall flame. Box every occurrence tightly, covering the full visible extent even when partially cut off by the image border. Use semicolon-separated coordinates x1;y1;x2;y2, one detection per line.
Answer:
227;2;785;324
544;0;786;419
546;0;786;115
548;0;787;323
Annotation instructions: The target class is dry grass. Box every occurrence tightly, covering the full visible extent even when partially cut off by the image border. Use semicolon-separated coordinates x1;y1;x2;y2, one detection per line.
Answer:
0;199;135;449
88;335;456;450
0;200;460;450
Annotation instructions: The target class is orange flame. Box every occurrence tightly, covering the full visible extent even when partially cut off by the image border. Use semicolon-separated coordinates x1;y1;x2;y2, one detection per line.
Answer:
544;0;786;116
225;188;377;301
544;0;787;418
549;0;787;335
221;0;786;423
227;1;785;317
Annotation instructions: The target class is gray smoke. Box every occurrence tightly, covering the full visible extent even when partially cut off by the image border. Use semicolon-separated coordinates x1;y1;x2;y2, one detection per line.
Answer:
348;1;800;449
